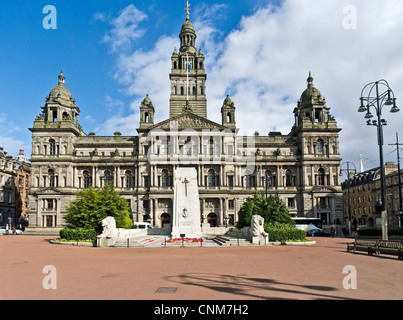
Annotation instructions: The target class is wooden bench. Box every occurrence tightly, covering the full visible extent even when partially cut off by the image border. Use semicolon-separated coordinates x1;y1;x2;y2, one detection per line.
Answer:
346;238;379;255
374;240;403;260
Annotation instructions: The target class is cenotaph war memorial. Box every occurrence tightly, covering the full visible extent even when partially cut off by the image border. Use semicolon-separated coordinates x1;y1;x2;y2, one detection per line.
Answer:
171;168;202;239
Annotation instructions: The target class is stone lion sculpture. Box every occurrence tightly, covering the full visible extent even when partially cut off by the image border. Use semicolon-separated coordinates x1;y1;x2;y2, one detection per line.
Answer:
251;215;269;245
99;216;119;239
97;216;143;247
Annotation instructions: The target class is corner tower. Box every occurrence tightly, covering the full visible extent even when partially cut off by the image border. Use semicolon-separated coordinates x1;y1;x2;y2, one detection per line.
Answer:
169;2;207;118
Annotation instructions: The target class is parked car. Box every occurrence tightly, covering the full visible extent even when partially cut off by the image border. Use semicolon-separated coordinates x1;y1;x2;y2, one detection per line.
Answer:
0;226;23;235
133;222;153;229
306;228;331;237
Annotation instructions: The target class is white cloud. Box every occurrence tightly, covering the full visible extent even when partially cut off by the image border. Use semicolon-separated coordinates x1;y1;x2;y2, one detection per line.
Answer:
100;0;403;170
0;136;27;158
0;113;21;133
103;4;148;53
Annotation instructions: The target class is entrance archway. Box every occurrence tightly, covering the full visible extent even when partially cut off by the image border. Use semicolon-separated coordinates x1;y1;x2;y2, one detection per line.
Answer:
207;213;217;227
161;213;171;228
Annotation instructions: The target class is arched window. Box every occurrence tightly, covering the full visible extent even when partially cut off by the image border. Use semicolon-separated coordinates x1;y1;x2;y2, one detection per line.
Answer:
208;169;216;187
104;170;113;186
227;112;232;123
144;112;149;123
125;170;133;189
317;168;325;186
162;169;170;188
83;170;92;189
244;170;255;188
49;139;56;155
48;169;58;187
285;170;293;187
316;139;324;155
265;170;274;187
209;137;214;155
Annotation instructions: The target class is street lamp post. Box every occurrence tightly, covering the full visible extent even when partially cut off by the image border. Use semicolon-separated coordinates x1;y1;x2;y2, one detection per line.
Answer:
358;79;400;240
340;162;356;235
261;172;272;199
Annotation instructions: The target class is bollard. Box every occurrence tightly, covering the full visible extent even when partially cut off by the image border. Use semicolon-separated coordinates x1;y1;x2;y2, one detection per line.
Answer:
127;238;129;248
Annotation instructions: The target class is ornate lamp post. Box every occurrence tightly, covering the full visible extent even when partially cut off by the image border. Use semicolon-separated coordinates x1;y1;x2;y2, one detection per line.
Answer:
358;80;399;240
260;160;272;199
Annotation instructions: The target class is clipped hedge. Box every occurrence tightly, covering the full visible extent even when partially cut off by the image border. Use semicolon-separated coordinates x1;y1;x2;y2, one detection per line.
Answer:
59;228;97;242
264;223;306;242
357;227;403;237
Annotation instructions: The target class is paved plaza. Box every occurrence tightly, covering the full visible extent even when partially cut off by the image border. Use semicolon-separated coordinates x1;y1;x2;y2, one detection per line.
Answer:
0;235;402;300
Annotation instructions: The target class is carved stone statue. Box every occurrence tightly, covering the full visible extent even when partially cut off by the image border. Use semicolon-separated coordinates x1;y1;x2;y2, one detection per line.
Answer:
97;216;141;247
251;215;269;245
99;216;119;239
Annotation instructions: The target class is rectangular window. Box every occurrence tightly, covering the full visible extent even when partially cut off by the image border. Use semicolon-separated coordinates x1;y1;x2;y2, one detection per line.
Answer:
287;198;295;208
228;176;234;188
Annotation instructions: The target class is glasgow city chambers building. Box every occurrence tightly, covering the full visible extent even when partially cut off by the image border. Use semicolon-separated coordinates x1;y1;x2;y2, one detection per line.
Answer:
28;8;343;229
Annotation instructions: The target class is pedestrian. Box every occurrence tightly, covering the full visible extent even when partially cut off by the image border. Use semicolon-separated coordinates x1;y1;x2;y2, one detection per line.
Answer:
331;225;336;238
12;227;16;235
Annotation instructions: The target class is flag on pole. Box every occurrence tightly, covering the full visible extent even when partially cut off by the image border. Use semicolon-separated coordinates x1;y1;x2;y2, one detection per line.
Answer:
187;55;192;72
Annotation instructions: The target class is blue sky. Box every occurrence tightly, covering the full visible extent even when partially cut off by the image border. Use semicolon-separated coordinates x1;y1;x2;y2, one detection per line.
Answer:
1;0;403;176
0;0;279;154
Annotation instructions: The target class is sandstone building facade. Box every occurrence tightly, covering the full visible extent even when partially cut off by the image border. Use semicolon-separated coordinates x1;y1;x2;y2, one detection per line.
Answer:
342;162;402;228
28;8;343;229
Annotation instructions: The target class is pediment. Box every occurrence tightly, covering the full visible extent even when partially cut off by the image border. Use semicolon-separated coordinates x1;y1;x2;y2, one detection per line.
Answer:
148;112;228;131
310;186;338;193
35;187;63;195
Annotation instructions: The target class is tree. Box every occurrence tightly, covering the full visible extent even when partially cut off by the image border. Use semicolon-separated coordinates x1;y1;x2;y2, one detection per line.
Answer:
65;184;133;233
236;192;294;229
266;193;295;225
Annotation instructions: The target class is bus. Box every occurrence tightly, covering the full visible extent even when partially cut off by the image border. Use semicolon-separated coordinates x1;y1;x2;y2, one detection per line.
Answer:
291;217;322;231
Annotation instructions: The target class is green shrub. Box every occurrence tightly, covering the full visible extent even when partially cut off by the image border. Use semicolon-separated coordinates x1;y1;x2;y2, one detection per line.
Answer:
59;228;97;242
357;227;403;237
264;223;306;242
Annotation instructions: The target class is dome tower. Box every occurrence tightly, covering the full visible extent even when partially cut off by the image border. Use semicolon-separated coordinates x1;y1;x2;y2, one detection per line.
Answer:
294;72;331;127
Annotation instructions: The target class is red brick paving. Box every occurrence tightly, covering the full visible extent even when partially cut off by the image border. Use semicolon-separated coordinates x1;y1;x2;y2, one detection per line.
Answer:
0;235;402;300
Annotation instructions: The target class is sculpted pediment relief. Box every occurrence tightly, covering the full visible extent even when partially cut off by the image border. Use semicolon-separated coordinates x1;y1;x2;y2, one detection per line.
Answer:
36;187;62;195
310;186;338;193
149;112;227;131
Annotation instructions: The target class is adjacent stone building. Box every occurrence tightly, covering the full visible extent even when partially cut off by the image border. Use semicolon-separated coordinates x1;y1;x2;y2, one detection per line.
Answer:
0;147;16;226
341;162;402;228
14;149;31;225
28;6;343;229
0;148;31;227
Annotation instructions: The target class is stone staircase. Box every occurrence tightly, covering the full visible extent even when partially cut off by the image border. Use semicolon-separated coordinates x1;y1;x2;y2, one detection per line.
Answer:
211;236;252;247
112;237;158;248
